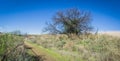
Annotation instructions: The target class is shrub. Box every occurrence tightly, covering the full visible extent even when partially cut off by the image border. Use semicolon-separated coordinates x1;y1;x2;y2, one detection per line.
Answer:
0;33;41;61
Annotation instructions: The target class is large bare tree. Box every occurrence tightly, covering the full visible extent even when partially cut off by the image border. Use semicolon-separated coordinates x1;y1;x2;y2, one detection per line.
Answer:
44;8;93;35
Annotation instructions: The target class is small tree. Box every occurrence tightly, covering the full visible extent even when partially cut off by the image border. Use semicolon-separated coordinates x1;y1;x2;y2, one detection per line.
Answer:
44;8;93;35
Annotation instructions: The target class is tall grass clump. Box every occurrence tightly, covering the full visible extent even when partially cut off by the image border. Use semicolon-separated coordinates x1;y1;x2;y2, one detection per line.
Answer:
86;35;120;61
0;33;41;61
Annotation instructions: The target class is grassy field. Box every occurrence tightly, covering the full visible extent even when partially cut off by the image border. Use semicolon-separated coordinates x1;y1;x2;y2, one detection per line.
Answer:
26;33;120;61
0;32;120;61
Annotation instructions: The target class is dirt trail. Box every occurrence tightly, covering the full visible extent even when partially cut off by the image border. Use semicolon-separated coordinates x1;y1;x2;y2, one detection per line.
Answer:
24;41;57;61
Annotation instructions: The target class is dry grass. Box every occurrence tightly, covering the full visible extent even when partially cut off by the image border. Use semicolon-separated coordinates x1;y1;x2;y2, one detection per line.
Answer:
26;33;120;61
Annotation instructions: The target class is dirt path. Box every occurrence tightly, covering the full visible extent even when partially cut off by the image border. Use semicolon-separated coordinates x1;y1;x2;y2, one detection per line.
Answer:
24;42;56;61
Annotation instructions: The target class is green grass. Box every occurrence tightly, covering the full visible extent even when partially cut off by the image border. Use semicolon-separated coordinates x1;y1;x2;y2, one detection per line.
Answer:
26;41;69;61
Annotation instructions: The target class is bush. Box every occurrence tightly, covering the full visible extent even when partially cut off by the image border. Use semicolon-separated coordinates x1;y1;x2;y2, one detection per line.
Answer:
0;33;41;61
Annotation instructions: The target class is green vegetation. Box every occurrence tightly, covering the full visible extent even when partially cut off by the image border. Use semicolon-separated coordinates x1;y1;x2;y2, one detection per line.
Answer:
0;33;40;61
0;33;23;55
25;41;68;61
0;31;120;61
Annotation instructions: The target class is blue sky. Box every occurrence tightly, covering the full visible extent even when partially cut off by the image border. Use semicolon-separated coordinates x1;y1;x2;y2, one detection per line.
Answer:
0;0;120;34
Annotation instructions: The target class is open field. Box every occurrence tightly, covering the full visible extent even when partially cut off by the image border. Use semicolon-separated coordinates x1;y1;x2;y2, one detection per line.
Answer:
0;32;120;61
99;31;120;38
26;33;120;61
